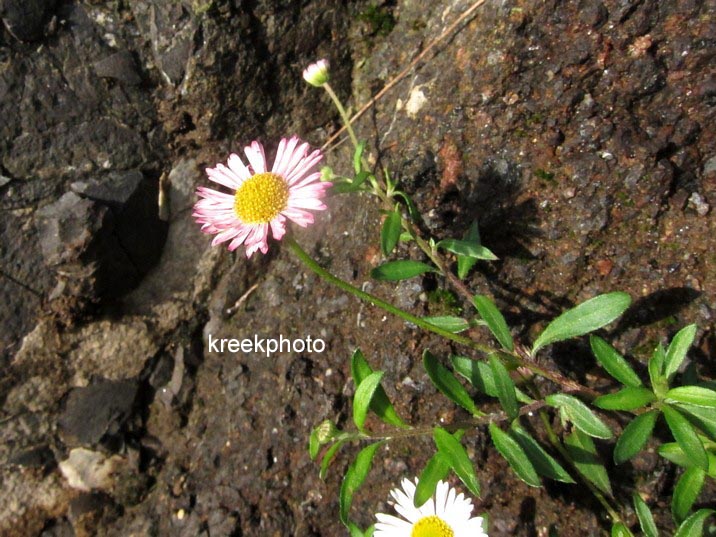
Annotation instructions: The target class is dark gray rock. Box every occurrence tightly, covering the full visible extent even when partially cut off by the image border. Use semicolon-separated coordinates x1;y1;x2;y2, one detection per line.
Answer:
35;192;108;267
71;171;145;208
8;444;55;469
58;379;138;447
0;0;57;41
93;51;142;86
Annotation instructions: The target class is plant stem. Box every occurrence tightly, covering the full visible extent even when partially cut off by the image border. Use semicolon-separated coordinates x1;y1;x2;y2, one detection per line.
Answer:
288;236;596;395
368;399;547;441
287;236;488;351
323;83;360;150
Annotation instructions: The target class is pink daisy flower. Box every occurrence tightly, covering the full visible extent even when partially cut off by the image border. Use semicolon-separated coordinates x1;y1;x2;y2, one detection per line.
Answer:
193;137;331;257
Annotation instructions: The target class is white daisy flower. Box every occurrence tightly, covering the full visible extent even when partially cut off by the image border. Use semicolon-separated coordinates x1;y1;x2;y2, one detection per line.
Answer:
374;478;487;537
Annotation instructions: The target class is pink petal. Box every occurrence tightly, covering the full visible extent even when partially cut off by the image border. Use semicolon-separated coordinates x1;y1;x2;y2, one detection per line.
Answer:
206;166;241;190
244;141;267;173
272;137;301;177
270;215;287;240
227;153;252;181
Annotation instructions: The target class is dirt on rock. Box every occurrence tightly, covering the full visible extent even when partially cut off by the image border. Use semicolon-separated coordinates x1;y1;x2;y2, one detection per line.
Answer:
1;0;715;536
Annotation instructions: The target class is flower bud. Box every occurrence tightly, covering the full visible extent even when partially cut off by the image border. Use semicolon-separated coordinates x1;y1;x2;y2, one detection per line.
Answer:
303;59;330;87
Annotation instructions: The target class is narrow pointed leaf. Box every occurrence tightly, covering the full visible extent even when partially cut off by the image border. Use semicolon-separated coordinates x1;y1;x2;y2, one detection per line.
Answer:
611;523;634;537
423;316;470;334
564;428;612;496
532;292;631;355
675;403;716;441
371;260;434;281
473;295;514;351
438;238;498;260
433;427;480;496
320;439;348;480
633;493;659;537
424;350;480;416
415;454;450;507
451;356;534;404
380;209;402;256
309;428;320;460
511;423;575;483
674;509;715;537
394;191;420;222
489;423;541;487
659;443;716;479
614;409;659;464
353;140;366;173
664;324;697;380
648;344;667;397
353;371;385;431
672;466;706;523
457;221;480;279
594;387;656;411
489;354;518;419
339;442;382;525
661;405;709;471
415;430;465;507
351;350;408;428
590;336;642;387
666;386;716;408
546;393;613;439
663;405;709;471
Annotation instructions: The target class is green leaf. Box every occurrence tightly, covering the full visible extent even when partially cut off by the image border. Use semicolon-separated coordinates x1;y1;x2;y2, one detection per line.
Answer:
674;509;715;537
489;423;541;487
433;427;480;496
415;431;465;507
394;191;420;222
354;140;366;173
675;403;716;441
673;466;706;523
309;428;320;460
648;344;668;397
633;493;659;537
473;295;514;351
457;221;480;279
371;260;434;281
339;442;382;526
353;371;385;431
320;439;347;480
451;356;533;404
546;393;613;439
564;428;612;496
593;387;656;411
590;336;642;387
664;324;697;381
424;350;480;416
532;292;631;355
415;454;450;507
352;170;372;188
666;386;716;408
438;239;498;260
423;316;470;334
489;354;518;419
611;522;634;537
510;423;575;483
380;209;402;256
350;350;408;429
614;409;659;464
662;404;709;471
659;443;716;479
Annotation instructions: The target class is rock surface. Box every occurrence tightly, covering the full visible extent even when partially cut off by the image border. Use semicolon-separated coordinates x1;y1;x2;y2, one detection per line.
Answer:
1;0;715;535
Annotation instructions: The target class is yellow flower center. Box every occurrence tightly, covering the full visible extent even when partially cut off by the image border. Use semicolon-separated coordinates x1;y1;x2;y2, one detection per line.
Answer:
411;515;454;537
233;172;289;224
